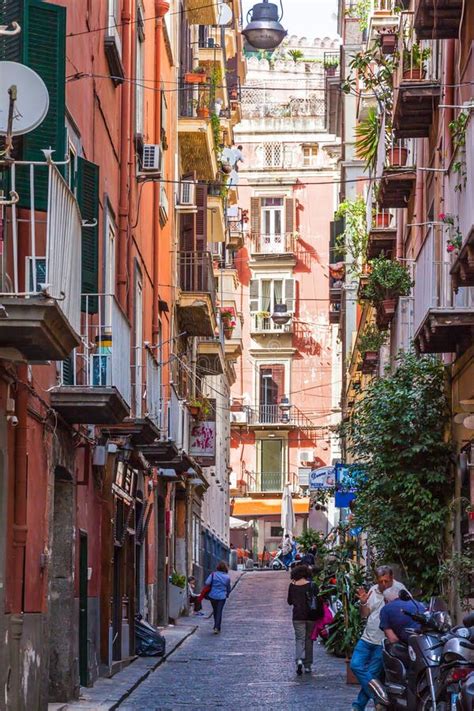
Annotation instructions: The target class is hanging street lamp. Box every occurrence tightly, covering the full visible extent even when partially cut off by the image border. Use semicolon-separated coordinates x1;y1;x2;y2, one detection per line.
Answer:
271;302;291;325
242;0;287;51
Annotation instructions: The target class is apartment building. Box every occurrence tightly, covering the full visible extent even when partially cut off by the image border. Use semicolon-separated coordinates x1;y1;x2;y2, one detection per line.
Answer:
334;0;473;609
229;37;342;554
0;0;245;706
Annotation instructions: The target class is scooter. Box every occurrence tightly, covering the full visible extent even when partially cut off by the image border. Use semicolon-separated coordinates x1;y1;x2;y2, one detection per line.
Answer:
437;612;474;709
369;592;452;710
271;548;290;570
457;671;474;710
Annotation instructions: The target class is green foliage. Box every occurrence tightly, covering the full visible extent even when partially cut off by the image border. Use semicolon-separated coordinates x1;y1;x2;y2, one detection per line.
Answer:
363;257;414;306
439;553;473;611
323;55;340;69
295;528;328;554
355;107;381;173
358;323;388;354
288;49;304;62
449;111;469;149
210;112;221;150
344;0;371;30
170;571;186;588
344;352;451;595
343;44;397;111
403;44;431;71
335;197;368;269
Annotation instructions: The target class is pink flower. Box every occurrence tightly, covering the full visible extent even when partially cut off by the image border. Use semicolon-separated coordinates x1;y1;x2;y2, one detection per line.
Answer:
439;213;446;221
447;244;455;252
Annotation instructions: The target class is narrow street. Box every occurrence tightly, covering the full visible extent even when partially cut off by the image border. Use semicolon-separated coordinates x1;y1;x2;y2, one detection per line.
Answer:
119;572;358;710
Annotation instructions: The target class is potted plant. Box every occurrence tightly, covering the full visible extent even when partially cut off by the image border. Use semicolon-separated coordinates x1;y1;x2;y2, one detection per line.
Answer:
221;309;236;338
379;30;397;55
363;256;413;312
323;55;339;76
186;399;202;417
255;310;270;321
185;66;208;84
359;324;387;371
403;44;430;80
355;107;383;174
372;206;393;229
168;571;186;620
386;143;408;167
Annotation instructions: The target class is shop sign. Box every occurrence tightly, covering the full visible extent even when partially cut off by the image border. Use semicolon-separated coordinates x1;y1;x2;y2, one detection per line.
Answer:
189;399;216;465
309;466;335;490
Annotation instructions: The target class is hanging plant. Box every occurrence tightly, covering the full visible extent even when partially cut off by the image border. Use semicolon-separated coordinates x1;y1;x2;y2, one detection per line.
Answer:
439;213;463;253
342;352;451;595
363;256;413;306
334;196;369;270
358;323;388;355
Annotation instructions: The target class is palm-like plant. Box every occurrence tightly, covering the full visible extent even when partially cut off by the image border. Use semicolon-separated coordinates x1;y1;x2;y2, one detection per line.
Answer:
355;108;381;173
288;49;304;63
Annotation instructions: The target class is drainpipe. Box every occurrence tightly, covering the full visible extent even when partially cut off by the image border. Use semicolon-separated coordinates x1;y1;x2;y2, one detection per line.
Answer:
118;0;133;312
153;1;170;340
445;40;455;164
12;365;28;614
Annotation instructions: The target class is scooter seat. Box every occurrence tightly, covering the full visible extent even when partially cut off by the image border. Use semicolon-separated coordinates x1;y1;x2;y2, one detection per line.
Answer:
388;642;411;667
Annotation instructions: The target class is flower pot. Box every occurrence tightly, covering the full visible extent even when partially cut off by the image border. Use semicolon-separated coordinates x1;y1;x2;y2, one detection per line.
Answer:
185;72;207;84
224;326;234;339
403;67;423;80
221;161;232;175
230;402;243;412
381;298;397;316
196;106;210;118
374;212;392;229
187;404;201;417
364;351;379;362
325;66;337;77
387;146;408;167
168;582;185;620
345;659;359;685
380;33;397;54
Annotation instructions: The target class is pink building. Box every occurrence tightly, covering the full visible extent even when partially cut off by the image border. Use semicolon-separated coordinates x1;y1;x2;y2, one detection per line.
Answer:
228;40;342;554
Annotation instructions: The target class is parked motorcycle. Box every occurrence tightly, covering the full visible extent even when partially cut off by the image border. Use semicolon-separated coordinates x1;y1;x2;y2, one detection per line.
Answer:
437;611;474;709
369;592;452;710
457;671;474;710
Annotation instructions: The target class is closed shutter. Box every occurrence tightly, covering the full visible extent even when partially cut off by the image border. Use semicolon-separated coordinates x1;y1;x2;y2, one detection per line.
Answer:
16;0;67;210
249;279;259;312
77;157;100;313
195;184;207;252
285;197;295;235
250;197;261;236
284;278;295;312
0;0;22;61
62;355;75;386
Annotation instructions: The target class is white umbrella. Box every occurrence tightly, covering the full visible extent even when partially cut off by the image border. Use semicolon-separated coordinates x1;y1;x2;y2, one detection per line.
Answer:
281;484;296;537
229;516;251;530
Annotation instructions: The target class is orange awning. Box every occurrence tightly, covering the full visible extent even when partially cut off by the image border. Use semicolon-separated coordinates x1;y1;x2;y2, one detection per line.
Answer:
232;497;309;518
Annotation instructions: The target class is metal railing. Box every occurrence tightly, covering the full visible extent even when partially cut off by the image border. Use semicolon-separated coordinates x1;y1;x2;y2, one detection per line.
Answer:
257;471;284;492
168;387;189;452
177;251;217;309
250;232;295;255
369;207;397;231
179;79;214;119
250;314;293;333
396;12;439;87
61;293;132;407
1;161;82;335
243;404;320;430
145;349;163;429
414;231;474;335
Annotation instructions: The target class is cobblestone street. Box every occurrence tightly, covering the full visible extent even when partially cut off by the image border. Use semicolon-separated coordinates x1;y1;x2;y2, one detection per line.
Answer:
119;571;361;710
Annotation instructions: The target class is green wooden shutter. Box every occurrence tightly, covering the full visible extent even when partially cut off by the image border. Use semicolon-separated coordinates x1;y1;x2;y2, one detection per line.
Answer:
62;355;75;386
77;157;100;314
14;0;66;209
0;0;22;61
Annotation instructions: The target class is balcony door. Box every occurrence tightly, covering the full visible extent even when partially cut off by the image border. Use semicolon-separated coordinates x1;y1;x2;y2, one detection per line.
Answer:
261;197;284;252
259;364;284;423
260;439;283;491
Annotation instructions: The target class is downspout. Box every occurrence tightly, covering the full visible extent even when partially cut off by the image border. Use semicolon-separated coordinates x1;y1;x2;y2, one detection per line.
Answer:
153;1;170;340
118;0;133;311
12;365;28;612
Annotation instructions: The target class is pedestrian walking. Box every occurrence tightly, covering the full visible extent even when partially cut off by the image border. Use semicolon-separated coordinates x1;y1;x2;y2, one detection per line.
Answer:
287;563;320;675
350;565;406;711
204;560;231;634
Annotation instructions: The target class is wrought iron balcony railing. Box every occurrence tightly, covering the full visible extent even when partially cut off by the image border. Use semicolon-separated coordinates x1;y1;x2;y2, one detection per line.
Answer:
177;251;217;307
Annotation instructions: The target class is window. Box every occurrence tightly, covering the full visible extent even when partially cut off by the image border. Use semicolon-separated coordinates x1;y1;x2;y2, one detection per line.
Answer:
192;515;201;564
108;0;121;42
303;145;319;167
270;526;284;538
263;142;283;168
134;271;143;417
135;5;145;135
260;439;283;491
249;278;295;321
259;364;285;412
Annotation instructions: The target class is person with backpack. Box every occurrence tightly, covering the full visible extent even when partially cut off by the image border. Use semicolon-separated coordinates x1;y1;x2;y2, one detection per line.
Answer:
287;563;322;675
203;560;231;634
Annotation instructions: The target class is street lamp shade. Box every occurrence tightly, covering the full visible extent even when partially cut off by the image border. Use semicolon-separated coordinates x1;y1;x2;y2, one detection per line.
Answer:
271;302;291;325
242;0;287;50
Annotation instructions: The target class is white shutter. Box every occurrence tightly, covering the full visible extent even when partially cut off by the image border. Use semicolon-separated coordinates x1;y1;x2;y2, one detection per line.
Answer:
284;278;295;312
249;279;260;312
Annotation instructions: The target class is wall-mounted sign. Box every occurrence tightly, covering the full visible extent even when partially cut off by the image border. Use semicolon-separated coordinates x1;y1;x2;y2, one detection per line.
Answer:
309;466;335;490
189;399;216;465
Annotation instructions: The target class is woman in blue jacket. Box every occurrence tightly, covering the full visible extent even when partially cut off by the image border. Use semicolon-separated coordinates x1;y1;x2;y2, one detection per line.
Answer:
205;560;231;634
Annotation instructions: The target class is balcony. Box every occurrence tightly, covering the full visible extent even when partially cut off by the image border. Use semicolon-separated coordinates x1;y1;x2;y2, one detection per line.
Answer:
177;252;217;337
249;233;296;264
256;471;284;493
228;217;245;250
377;166;416;209
367;208;397;258
184;0;219;24
366;0;400;49
197;323;225;376
224;313;243;361
414;232;474;353
414;0;462;39
234;405;320;436
392;13;441;139
0;161;81;361
451;229;474;292
50;294;131;424
329;263;344;305
329;302;342;324
250;314;293;336
178;82;218;181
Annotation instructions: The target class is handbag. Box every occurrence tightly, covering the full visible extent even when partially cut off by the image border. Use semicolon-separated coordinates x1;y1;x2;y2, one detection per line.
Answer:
197;573;214;602
306;582;324;621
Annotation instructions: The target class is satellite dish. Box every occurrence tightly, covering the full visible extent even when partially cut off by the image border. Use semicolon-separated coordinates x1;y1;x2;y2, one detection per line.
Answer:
0;61;49;136
217;2;233;26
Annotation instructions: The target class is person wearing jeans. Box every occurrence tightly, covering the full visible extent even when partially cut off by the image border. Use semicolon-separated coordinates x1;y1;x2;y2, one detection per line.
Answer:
350;566;405;711
287;563;317;675
205;560;231;634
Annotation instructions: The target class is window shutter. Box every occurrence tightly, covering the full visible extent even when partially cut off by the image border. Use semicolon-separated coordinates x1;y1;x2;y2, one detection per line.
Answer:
195;184;207;251
16;0;67;210
285;197;295;235
249;279;259;312
250;197;261;236
62;355;75;386
0;0;22;61
77;157;100;314
284;278;295;312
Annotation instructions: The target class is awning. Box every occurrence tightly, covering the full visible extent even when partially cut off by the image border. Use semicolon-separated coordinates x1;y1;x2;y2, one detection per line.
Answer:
232;497;310;518
229;516;251;529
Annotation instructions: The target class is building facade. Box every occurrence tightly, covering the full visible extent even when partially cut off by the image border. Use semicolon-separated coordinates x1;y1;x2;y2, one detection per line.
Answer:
229;37;342;555
0;0;245;707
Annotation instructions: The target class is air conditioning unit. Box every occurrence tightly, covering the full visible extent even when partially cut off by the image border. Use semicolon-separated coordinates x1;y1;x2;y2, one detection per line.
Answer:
176;180;196;210
141;144;163;173
231;411;248;424
299;450;314;465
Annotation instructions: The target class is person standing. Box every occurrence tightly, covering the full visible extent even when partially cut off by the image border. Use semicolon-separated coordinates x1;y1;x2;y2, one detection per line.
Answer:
350;565;405;711
287;564;318;675
205;560;231;634
281;533;293;568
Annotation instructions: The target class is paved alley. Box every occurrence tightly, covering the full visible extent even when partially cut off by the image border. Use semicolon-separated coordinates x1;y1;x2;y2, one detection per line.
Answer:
118;571;359;710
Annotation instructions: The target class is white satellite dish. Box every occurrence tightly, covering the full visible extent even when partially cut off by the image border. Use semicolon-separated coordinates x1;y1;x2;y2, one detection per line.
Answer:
0;61;49;136
217;2;233;26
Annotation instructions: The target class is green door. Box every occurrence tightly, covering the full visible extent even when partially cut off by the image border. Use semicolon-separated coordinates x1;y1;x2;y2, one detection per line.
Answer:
79;532;88;687
260;439;283;491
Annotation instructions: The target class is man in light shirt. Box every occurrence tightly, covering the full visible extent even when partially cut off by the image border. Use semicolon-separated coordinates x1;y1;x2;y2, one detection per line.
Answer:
350;565;406;711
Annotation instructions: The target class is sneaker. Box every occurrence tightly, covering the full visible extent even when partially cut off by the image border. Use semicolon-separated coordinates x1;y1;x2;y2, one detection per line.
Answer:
193;611;205;616
304;666;311;673
296;659;303;676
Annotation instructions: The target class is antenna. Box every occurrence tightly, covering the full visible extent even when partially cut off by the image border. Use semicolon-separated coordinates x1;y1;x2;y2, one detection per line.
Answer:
0;61;49;136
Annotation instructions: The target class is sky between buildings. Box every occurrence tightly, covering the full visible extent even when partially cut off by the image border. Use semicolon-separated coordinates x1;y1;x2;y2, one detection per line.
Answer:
241;0;338;40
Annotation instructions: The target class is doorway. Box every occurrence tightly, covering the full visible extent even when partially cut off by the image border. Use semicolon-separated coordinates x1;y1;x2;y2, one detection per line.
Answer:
79;531;88;687
259;365;285;423
260;439;283;491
